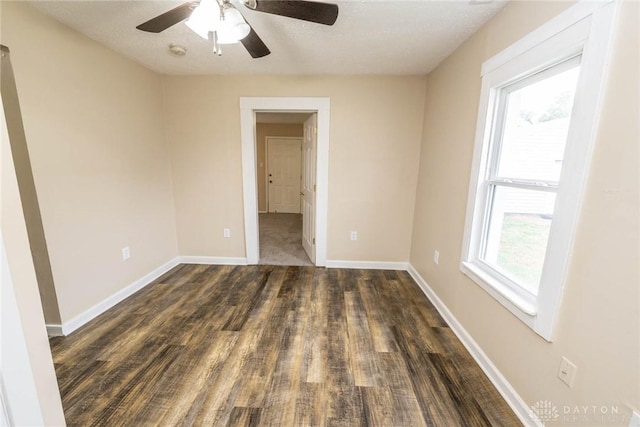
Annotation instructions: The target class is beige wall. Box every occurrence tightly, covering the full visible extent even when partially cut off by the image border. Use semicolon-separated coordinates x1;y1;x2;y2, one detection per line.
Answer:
163;76;425;262
1;3;179;323
410;0;639;419
256;123;304;212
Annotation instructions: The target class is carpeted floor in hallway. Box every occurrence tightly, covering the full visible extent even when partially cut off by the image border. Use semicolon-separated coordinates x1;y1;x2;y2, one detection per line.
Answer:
259;213;313;266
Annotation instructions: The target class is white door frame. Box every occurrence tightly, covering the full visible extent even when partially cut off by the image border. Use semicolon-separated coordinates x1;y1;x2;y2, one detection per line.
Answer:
240;97;330;266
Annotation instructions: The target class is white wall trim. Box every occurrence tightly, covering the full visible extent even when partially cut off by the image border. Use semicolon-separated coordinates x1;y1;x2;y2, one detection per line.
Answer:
407;264;538;427
60;257;180;335
629;410;640;427
45;325;62;337
178;256;247;265
481;0;613;75
326;260;409;271
240;97;330;267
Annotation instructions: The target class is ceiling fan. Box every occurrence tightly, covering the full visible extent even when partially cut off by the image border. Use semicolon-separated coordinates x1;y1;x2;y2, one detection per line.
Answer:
136;0;339;58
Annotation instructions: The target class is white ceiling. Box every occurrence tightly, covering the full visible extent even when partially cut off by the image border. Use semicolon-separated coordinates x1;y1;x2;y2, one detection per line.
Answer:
28;0;507;76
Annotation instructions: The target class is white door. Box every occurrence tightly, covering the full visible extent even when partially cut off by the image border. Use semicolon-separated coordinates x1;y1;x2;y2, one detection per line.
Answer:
267;137;302;213
302;114;317;262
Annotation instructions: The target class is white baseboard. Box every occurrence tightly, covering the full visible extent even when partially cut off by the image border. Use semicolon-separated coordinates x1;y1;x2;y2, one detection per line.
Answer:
61;257;180;336
629;410;640;426
407;264;538;427
325;260;409;270
178;256;248;265
45;324;63;337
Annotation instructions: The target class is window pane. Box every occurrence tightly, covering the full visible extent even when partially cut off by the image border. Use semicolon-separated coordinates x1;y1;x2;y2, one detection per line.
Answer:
496;63;580;182
482;186;556;294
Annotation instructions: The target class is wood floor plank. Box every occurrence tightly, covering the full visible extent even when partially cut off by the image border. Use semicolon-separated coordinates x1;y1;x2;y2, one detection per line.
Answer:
344;291;381;387
51;264;522;427
302;268;328;384
427;352;494;427
63;342;175;426
222;267;273;331
294;382;327;427
324;269;364;425
260;269;312;426
356;276;399;353
378;275;446;354
88;344;184;426
131;330;238;425
432;326;520;427
159;332;239;425
241;266;287;331
395;270;449;328
391;323;467;426
377;352;429;427
192;328;264;425
227;407;262;426
234;299;290;408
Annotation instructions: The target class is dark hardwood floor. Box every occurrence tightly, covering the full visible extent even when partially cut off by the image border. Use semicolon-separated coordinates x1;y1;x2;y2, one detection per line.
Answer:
50;264;522;426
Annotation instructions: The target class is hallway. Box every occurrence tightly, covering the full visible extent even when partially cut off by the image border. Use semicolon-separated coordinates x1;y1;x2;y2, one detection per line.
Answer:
259;213;313;266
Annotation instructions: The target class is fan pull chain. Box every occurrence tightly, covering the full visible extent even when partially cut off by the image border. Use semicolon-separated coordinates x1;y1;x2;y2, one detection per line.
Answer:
210;3;225;56
210;31;222;56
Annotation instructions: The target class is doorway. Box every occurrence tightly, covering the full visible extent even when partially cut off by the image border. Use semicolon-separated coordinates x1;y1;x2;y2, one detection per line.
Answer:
240;97;330;266
259;125;310;265
256;115;314;266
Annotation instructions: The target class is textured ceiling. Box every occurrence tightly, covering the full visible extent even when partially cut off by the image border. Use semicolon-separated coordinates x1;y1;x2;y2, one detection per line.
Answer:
28;0;507;76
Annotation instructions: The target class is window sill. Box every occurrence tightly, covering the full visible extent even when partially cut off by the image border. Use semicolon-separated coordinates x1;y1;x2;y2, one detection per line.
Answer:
460;261;538;320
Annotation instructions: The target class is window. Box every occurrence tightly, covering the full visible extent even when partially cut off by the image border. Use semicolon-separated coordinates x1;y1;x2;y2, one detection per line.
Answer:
460;1;618;340
481;58;580;296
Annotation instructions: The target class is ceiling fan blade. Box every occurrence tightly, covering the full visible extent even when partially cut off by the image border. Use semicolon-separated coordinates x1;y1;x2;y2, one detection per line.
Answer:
251;1;338;26
136;2;194;33
241;25;271;58
235;9;271;58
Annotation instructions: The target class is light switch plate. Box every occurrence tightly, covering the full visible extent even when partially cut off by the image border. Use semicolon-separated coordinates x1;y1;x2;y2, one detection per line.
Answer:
558;356;577;387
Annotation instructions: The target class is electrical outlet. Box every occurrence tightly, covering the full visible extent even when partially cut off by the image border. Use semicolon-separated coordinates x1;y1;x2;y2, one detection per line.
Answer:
122;246;130;261
223;228;231;238
558;356;577;387
350;231;357;241
433;250;440;265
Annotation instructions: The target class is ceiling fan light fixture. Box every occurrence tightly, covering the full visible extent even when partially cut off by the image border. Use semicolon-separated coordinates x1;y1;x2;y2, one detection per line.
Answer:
242;0;257;10
216;24;250;44
217;4;251;44
138;0;339;59
185;0;220;40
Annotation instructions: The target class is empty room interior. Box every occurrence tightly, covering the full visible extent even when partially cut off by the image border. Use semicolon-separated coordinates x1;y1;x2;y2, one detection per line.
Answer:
1;1;638;426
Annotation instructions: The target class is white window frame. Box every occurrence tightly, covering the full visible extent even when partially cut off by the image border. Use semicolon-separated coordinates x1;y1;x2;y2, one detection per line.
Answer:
460;0;619;341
